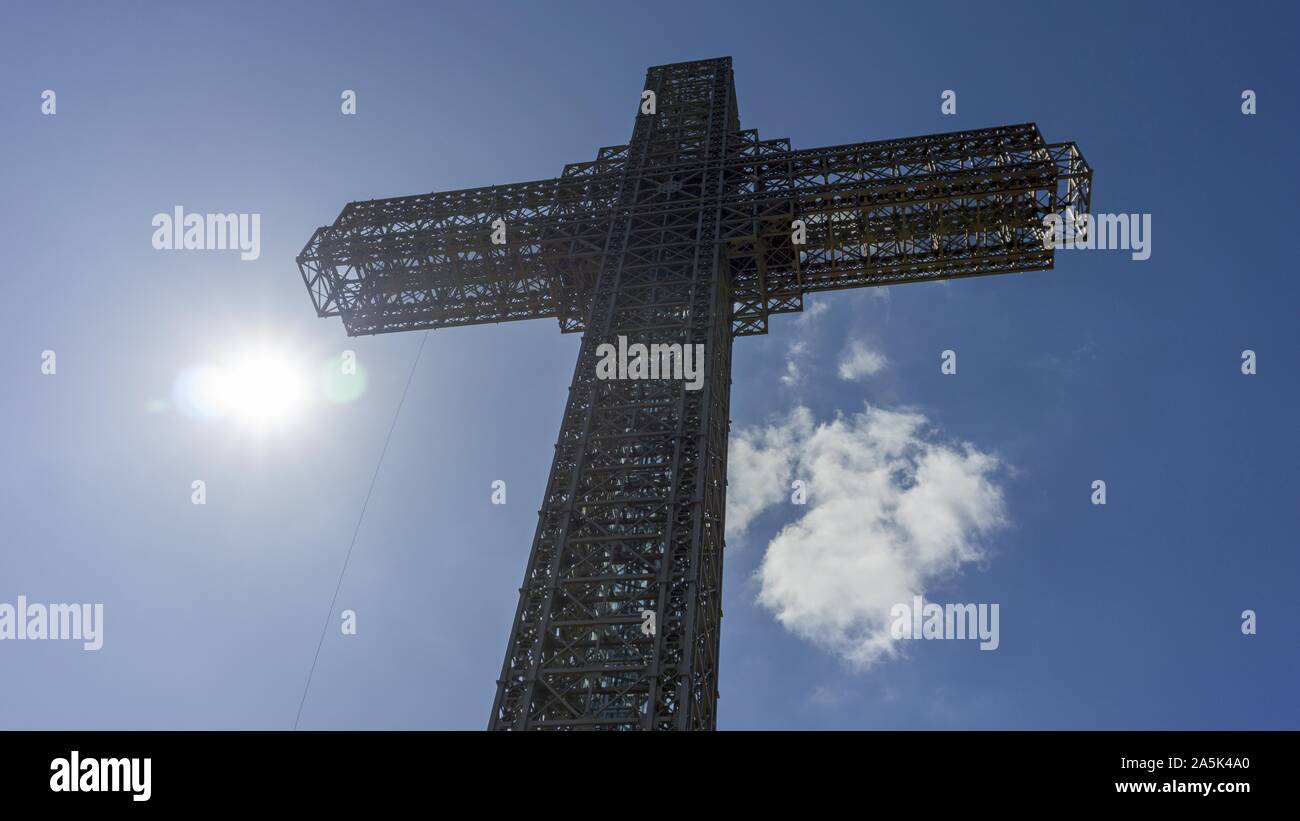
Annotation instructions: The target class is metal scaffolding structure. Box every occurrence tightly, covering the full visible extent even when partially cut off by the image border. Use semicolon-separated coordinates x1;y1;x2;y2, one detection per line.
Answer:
297;57;1091;730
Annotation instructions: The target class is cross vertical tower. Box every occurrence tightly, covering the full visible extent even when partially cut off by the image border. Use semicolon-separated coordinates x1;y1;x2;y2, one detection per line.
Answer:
494;59;737;730
296;57;1091;731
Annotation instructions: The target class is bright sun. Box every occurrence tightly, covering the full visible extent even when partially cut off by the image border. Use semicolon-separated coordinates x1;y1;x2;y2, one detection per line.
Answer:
212;352;308;427
176;350;309;430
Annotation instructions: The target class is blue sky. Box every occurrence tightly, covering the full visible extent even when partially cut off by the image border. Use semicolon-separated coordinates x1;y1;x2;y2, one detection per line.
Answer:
1;0;1296;729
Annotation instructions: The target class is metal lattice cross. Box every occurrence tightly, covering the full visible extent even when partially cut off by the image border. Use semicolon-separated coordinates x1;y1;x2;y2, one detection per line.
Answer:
297;56;1091;730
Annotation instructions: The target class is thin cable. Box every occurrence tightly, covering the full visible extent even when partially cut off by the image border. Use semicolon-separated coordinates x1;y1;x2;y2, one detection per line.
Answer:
293;331;430;729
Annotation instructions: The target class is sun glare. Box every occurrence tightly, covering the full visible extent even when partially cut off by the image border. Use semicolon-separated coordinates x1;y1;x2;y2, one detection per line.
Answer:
175;349;310;431
212;353;308;427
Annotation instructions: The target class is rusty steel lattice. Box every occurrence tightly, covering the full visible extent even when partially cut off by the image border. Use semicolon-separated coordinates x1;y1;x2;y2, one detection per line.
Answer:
296;56;1091;730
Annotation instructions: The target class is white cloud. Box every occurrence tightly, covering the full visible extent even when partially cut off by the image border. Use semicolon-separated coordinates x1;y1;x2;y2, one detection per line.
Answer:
727;407;814;533
837;339;887;381
807;684;845;707
795;300;830;324
727;405;1007;669
780;340;811;387
781;302;830;386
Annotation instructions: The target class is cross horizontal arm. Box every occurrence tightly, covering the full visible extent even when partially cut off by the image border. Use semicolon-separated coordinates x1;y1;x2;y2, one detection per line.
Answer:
297;159;626;336
720;124;1092;335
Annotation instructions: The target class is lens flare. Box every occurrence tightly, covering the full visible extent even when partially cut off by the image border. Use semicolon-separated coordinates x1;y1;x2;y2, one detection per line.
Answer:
320;357;368;404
